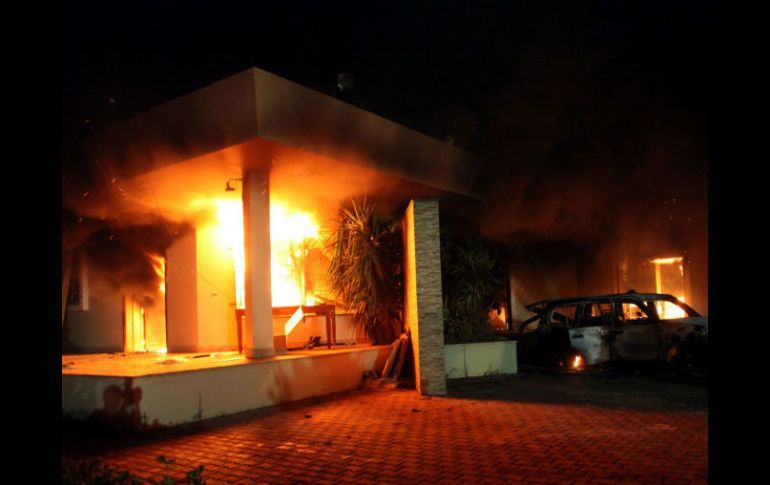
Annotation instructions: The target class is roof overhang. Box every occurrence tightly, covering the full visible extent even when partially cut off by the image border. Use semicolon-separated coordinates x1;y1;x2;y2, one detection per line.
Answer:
87;67;479;208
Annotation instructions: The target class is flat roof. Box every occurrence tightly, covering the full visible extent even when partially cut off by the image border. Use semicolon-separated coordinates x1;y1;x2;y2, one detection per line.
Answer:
88;67;479;198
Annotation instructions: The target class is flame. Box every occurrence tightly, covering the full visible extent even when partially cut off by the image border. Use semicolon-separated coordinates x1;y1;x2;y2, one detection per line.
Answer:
270;204;318;243
650;256;683;265
270;203;319;307
149;253;166;294
215;199;319;309
657;295;687;319
650;256;687;319
572;355;583;369
216;200;246;309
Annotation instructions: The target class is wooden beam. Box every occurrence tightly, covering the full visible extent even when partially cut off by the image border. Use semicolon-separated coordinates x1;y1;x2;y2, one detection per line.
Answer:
381;339;401;378
393;334;409;380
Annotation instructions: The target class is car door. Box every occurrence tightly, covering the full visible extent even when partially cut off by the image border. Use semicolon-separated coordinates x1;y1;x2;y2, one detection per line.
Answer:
569;302;610;365
610;299;660;361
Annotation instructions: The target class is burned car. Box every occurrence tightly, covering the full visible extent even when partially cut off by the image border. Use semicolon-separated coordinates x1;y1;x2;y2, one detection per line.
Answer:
517;291;707;375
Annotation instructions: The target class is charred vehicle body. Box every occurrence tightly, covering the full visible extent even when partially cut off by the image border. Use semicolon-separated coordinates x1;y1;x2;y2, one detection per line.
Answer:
517;291;707;375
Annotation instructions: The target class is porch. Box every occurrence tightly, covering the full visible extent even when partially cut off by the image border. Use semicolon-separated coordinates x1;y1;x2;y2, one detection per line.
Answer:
62;345;390;428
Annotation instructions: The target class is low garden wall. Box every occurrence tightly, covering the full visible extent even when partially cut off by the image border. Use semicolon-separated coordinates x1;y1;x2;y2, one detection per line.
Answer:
444;340;517;378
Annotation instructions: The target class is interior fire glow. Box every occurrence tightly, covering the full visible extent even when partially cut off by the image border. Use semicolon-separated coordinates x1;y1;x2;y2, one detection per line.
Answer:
650;257;682;265
216;200;246;309
650;256;687;319
149;253;166;294
215;199;320;309
270;203;320;307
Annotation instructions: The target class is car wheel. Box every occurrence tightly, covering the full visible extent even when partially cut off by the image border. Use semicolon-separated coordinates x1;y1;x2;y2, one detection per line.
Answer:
670;345;706;378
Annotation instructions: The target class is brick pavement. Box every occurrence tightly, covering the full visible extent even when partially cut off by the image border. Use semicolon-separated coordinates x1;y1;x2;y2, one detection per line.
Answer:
62;376;708;484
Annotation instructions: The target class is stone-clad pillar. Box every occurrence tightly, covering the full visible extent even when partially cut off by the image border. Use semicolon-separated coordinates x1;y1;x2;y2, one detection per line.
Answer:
402;199;446;395
242;171;275;358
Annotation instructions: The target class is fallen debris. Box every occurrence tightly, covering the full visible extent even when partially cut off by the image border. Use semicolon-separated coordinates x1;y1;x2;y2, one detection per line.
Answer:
379;331;411;380
381;339;401;378
393;331;410;379
365;378;397;391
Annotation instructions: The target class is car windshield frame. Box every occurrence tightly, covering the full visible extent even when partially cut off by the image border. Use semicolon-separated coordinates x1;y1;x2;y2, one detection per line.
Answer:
640;294;700;319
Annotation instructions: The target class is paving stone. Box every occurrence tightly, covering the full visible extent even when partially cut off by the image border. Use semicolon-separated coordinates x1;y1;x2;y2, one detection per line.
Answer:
63;385;707;484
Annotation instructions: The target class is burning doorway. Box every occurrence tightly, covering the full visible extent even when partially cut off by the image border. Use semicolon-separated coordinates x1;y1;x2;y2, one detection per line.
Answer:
650;257;688;318
619;256;690;312
123;254;167;353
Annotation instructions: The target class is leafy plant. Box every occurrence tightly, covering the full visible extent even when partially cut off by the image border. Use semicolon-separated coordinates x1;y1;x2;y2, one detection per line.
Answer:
156;455;176;485
62;456;206;485
62;457;141;485
328;198;402;344
154;455;206;485
441;229;504;344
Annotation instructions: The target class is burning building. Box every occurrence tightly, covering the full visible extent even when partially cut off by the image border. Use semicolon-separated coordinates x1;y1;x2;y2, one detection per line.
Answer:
62;67;476;426
478;140;708;325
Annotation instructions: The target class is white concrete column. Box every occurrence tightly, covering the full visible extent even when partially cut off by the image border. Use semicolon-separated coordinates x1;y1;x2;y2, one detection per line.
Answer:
242;171;275;358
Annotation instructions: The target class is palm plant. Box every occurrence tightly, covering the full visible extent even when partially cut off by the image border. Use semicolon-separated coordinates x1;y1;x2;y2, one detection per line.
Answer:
328;198;402;344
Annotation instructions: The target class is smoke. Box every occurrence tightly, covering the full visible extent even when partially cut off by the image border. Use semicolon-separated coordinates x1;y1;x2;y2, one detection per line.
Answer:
63;139;193;303
465;39;707;251
439;34;709;307
64;211;189;304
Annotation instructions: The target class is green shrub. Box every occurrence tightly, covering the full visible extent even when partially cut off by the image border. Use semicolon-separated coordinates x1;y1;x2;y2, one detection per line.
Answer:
441;229;504;344
62;457;142;485
61;456;206;485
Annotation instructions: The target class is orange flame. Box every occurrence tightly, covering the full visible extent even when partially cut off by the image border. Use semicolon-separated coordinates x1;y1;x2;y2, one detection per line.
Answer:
650;256;682;265
216;200;246;309
650;256;687;319
149;253;166;294
658;296;687;319
215;199;319;309
572;355;583;369
270;203;319;307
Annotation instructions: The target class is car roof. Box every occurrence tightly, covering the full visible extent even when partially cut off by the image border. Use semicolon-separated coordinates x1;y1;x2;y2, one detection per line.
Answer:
526;291;681;312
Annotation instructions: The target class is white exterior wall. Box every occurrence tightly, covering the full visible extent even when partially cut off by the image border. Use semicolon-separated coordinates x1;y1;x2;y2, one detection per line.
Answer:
166;230;198;352
166;223;240;353
65;259;124;353
195;223;239;351
444;341;518;378
62;346;390;427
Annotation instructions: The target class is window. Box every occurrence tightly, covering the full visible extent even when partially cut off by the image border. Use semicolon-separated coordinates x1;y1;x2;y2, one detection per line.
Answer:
550;305;578;328
66;254;89;311
616;301;648;324
576;302;611;327
646;299;690;320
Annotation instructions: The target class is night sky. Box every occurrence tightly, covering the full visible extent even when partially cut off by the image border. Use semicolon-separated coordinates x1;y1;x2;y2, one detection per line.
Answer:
62;0;708;246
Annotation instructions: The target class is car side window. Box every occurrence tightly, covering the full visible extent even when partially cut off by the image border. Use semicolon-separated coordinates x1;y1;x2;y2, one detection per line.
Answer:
550;305;578;328
520;315;541;333
576;302;611;328
615;301;649;325
645;299;690;320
